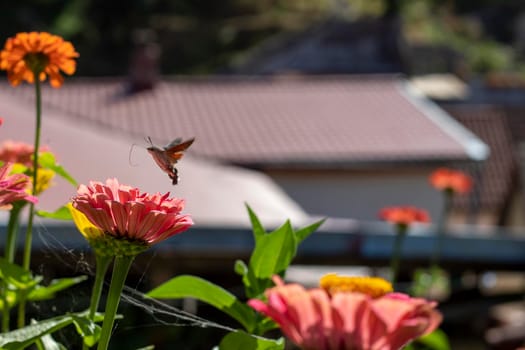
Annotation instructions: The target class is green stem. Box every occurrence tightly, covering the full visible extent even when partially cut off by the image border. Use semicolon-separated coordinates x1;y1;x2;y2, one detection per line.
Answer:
5;203;23;263
18;75;42;328
23;76;42;270
389;224;407;286
431;192;452;268
17;290;27;329
97;255;135;350
1;285;9;332
82;255;113;350
2;204;23;331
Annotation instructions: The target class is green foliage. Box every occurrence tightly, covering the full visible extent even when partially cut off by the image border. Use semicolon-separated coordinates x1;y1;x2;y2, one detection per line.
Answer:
0;258;42;291
38;152;77;187
147;206;324;348
0;258;86;309
411;267;450;299
0;314;73;349
0;312;105;350
404;329;451;350
147;275;257;332
35;332;67;350
71;314;101;347
218;331;284;350
242;205;324;298
36;206;73;221
28;276;88;301
403;0;517;74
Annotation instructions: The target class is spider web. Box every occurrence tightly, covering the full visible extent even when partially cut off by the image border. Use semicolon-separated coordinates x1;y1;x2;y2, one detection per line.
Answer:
21;218;252;349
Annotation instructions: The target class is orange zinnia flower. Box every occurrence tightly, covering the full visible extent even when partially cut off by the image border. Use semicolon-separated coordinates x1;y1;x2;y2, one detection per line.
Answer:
248;275;442;350
0;32;78;87
379;206;430;226
429;168;472;195
71;178;193;256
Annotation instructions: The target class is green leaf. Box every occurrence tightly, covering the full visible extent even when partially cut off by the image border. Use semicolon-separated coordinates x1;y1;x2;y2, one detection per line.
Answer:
234;260;248;277
28;276;88;301
38;152;77;186
249;220;296;280
295;218;325;243
135;346;155;350
0;314;74;349
147;275;256;332
34;331;66;350
36;206;73;221
416;329;451;350
0;257;42;290
71;314;101;347
246;204;266;242
218;331;284;350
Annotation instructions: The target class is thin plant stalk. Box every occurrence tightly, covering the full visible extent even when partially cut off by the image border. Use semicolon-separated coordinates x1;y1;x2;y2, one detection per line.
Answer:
2;203;23;331
97;255;135;350
430;192;452;268
82;254;112;350
5;203;23;263
23;76;42;270
1;287;9;332
18;76;42;328
389;224;407;286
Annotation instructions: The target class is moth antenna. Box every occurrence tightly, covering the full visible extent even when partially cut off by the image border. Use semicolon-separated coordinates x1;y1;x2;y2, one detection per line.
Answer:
145;136;154;146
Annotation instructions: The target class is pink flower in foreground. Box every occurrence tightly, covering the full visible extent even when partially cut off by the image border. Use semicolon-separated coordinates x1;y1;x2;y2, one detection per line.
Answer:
0;163;38;208
0;140;50;167
248;276;442;350
71;178;193;255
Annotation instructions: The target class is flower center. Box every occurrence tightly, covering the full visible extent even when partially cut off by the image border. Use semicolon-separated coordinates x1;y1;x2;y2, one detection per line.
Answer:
23;53;49;75
319;273;393;298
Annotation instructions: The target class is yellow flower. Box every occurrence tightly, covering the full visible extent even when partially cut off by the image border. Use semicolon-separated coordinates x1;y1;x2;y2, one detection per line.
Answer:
319;273;393;298
33;168;55;195
0;32;79;87
68;203;104;242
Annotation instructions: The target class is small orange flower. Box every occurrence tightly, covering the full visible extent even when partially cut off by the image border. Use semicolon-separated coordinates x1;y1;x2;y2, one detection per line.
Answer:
429;168;472;195
0;32;78;88
379;206;430;226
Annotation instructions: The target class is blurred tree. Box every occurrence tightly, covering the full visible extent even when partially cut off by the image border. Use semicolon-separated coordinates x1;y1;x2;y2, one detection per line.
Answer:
0;0;524;76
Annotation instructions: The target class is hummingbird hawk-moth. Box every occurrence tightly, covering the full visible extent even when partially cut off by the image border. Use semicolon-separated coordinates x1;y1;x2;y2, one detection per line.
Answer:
146;137;195;185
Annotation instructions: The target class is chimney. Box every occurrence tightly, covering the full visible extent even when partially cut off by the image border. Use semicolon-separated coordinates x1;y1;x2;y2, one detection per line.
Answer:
127;29;161;94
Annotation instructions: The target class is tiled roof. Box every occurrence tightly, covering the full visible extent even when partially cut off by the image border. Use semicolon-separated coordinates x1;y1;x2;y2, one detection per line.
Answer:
443;105;518;212
0;91;310;227
0;76;481;167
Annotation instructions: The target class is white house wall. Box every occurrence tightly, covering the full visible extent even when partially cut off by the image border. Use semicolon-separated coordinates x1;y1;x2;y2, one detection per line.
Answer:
267;169;444;221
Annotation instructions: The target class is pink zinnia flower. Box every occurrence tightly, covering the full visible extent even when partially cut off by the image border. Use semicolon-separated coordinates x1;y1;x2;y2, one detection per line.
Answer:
248;276;442;350
71;178;193;255
0;162;38;208
429;168;473;195
0;140;50;168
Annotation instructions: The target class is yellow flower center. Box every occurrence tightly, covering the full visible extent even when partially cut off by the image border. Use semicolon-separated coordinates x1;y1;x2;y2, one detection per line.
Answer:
319;273;393;298
24;52;49;75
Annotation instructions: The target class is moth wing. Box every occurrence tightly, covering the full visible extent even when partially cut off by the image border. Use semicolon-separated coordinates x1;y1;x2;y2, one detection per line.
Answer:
164;138;195;161
164;137;183;149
